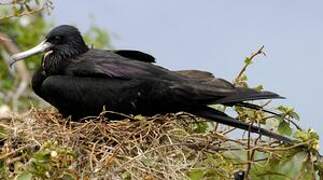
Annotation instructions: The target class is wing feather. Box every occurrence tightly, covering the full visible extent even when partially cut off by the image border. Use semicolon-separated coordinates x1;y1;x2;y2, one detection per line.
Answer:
63;49;282;105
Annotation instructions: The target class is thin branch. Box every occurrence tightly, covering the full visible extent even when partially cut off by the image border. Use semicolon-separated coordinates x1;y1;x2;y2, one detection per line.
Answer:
245;121;254;179
234;45;265;84
0;0;53;20
0;32;31;110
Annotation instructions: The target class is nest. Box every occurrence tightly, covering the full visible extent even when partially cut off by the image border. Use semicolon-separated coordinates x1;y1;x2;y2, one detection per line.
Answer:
0;108;297;179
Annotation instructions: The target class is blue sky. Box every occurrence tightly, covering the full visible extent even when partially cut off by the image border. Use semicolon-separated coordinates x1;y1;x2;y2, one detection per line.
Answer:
49;0;322;147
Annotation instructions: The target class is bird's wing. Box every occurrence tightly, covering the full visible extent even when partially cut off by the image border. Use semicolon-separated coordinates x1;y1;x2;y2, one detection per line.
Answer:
175;70;215;80
111;50;155;63
175;70;234;88
65;49;282;104
65;49;179;80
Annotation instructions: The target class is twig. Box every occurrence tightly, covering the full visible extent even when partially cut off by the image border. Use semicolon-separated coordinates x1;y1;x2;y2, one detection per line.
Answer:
0;144;36;160
0;32;31;111
245;131;262;179
0;0;53;20
245;121;254;179
235;45;265;84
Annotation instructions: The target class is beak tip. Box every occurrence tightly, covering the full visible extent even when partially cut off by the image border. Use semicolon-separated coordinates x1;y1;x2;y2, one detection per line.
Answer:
8;56;17;69
7;40;51;68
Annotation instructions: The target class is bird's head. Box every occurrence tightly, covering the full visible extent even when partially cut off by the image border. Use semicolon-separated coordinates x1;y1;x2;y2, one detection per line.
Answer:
9;25;89;67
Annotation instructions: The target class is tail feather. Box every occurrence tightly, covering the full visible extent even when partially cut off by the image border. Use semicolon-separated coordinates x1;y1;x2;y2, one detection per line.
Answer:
215;90;284;104
192;107;293;143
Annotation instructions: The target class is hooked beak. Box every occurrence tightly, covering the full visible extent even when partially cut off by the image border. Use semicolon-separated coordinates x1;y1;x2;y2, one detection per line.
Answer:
9;40;53;68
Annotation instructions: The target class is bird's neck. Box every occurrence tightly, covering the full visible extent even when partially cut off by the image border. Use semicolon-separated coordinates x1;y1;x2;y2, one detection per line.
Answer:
41;45;89;75
41;54;69;76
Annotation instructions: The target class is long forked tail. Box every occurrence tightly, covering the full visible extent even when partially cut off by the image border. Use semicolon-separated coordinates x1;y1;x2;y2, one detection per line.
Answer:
215;90;284;105
192;107;293;144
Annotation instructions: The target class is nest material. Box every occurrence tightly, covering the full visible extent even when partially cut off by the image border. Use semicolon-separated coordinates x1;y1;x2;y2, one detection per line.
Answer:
0;108;287;179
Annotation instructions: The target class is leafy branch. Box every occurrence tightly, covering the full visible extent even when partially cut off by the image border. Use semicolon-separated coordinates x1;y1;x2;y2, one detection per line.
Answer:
0;0;53;20
230;46;321;179
234;45;266;86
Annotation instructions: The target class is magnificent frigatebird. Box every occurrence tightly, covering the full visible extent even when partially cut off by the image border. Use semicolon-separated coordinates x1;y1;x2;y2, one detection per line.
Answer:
9;25;291;142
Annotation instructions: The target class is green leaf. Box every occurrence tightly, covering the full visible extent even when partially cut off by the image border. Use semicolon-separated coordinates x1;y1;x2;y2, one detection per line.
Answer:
254;84;263;92
33;151;51;163
188;169;204;180
240;74;248;81
0;126;8;140
294;129;320;150
192;122;209;133
294;130;308;141
278;121;292;136
16;172;33;180
121;172;131;180
277;105;288;113
2;79;14;90
289;111;300;121
250;151;314;180
0;160;8;179
61;172;77;180
274;116;284;123
294;129;319;141
244;57;253;65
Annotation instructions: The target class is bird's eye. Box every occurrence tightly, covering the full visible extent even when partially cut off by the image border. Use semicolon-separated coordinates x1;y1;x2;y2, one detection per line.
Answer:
54;36;62;41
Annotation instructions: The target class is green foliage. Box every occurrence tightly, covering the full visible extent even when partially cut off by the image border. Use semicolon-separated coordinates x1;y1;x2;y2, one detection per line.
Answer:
277;120;292;136
277;105;300;121
191;122;210;133
244;57;253;66
250;150;317;180
295;129;320;151
0;12;111;111
272;105;301;137
0;14;50;110
0;139;77;179
27;142;75;178
83;25;111;49
188;169;204;180
0;14;49;71
227;47;321;179
189;46;322;179
15;172;32;180
188;151;244;179
0;0;53;20
15;141;76;179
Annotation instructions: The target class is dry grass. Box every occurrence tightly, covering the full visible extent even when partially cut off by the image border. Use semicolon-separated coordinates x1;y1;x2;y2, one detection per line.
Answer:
0;108;294;180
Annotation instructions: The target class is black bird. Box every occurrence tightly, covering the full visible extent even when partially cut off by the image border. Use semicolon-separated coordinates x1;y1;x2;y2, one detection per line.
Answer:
9;25;291;142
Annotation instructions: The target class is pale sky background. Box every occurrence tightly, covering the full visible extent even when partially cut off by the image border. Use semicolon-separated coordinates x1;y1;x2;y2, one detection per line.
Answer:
49;0;322;148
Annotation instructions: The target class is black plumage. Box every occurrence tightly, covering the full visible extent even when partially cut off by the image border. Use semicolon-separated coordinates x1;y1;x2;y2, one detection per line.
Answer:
10;25;291;142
